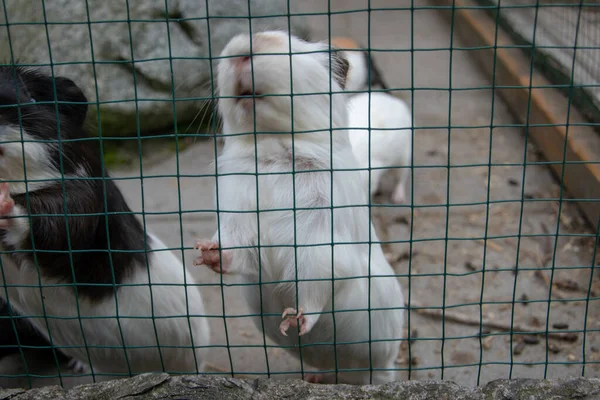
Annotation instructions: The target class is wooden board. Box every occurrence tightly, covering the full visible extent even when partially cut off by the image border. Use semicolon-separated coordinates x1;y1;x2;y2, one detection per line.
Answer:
436;0;600;231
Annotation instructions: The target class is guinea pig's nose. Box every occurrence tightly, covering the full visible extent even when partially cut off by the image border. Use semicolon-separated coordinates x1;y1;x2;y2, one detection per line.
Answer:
233;55;251;69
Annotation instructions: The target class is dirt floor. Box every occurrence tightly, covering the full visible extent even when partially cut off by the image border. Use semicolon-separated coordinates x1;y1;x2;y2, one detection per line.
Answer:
1;0;598;390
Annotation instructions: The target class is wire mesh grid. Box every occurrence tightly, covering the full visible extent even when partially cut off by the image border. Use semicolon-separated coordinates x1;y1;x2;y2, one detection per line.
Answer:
0;0;598;390
475;0;600;126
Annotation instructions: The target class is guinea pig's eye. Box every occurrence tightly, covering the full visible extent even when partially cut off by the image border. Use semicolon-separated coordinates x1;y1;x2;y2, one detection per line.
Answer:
0;94;16;107
0;93;34;107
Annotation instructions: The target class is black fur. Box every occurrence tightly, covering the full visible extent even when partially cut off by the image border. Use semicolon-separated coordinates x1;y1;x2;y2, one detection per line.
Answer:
0;66;150;301
329;50;350;90
365;51;389;91
0;297;71;363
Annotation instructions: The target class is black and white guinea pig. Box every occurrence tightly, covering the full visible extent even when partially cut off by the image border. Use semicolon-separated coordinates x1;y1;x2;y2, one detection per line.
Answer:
330;37;389;93
0;66;210;376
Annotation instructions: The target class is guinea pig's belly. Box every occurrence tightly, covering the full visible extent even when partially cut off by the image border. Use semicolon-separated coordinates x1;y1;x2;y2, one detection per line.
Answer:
244;282;376;367
0;256;63;325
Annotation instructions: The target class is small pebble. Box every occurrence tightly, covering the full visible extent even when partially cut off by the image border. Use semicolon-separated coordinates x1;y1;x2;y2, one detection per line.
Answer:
552;322;569;330
465;261;477;271
523;335;540;345
568;354;576;361
482;336;494;350
394;216;409;225
479;328;492;336
562;333;579;343
508;178;519;186
385;252;397;264
591;346;599;353
397;252;411;262
513;342;526;355
410;356;420;366
524;193;535;200
548;344;561;354
555;279;580;291
519;293;529;306
428;371;435;378
409;329;419;344
426;150;438;157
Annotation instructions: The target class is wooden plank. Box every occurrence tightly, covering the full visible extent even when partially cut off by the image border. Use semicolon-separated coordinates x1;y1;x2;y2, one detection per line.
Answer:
483;0;600;126
436;0;600;231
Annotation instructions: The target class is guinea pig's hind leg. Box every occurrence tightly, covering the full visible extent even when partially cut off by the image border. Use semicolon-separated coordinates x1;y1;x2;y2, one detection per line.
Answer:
279;308;302;336
279;308;315;336
193;240;232;274
0;183;15;229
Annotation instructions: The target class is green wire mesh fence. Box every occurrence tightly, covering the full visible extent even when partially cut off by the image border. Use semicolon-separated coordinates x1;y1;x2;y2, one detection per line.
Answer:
0;0;599;390
476;0;600;128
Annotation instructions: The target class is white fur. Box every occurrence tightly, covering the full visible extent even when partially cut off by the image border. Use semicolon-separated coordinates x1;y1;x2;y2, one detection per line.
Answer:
347;92;413;204
341;50;369;94
0;126;73;195
208;31;405;384
0;233;210;375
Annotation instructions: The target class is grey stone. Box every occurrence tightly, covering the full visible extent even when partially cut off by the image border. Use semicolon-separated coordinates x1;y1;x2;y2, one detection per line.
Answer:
0;0;311;136
1;374;599;400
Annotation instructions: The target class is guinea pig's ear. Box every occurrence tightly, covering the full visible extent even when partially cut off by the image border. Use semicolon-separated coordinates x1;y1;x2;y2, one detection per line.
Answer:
330;50;350;90
53;77;89;127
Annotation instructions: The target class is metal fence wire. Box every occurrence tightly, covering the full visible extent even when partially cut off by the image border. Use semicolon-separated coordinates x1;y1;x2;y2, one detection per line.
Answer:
476;0;600;128
0;0;599;390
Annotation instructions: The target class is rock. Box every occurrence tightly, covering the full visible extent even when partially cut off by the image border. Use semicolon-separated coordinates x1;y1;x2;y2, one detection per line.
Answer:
1;374;599;400
0;0;311;136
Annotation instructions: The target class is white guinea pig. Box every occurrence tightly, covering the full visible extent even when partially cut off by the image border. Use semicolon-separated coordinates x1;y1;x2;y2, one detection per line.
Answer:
347;92;413;204
194;31;405;385
0;66;210;377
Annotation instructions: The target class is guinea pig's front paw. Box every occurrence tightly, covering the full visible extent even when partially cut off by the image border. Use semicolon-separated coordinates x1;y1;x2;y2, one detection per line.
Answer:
193;240;232;274
0;183;15;229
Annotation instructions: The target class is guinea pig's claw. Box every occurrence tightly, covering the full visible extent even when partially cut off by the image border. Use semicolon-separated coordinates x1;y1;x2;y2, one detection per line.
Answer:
194;240;219;251
299;324;309;336
280;308;307;336
281;307;297;319
279;320;290;336
193;256;204;266
193;240;231;273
